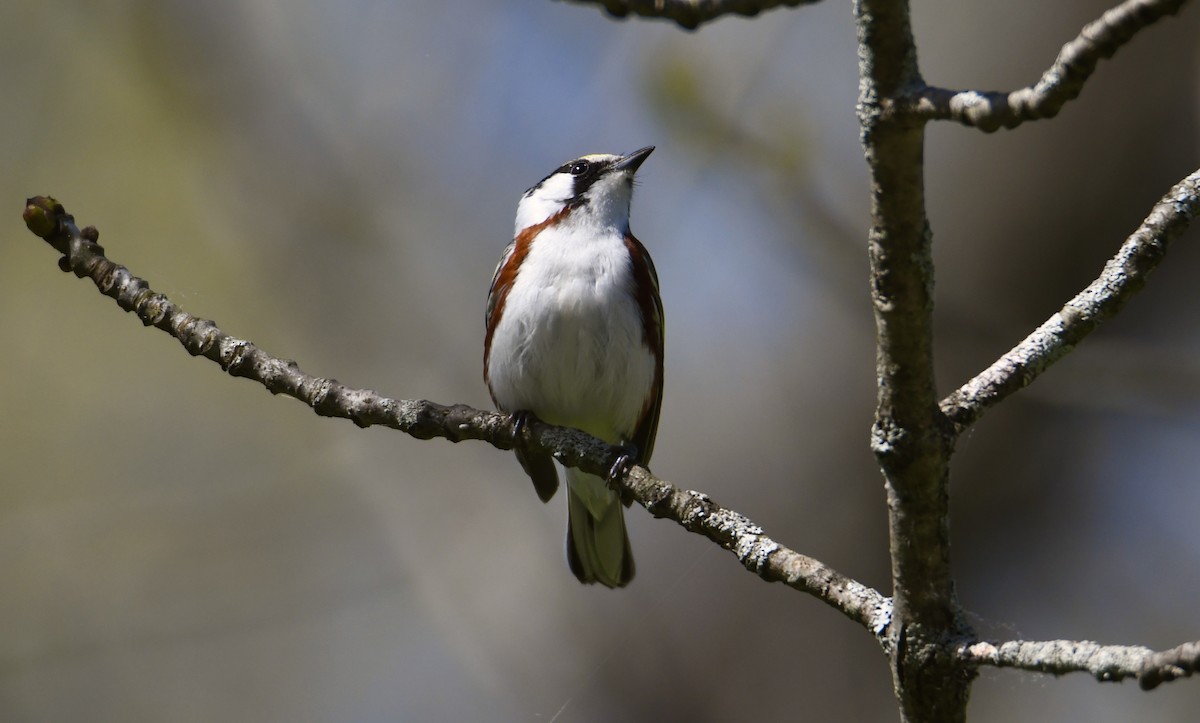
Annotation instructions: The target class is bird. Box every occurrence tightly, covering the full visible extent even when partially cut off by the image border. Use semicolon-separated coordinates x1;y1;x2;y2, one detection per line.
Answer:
484;146;664;588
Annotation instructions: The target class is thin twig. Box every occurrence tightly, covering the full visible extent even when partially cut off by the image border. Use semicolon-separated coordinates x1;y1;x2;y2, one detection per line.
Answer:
940;168;1200;432
20;195;890;636
960;638;1200;690
563;0;818;29
905;0;1189;132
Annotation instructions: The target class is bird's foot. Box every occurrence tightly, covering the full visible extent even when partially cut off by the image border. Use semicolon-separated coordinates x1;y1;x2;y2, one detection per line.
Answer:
607;443;639;503
510;409;534;442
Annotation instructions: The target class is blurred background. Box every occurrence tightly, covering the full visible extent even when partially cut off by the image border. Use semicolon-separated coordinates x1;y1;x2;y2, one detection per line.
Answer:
2;0;1199;720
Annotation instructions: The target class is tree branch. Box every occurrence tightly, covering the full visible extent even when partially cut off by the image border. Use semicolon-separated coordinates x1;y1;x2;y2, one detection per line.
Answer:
959;638;1200;690
855;0;972;719
562;0;819;30
939;168;1200;432
857;0;954;627
20;195;890;636
905;0;1189;132
1138;640;1200;690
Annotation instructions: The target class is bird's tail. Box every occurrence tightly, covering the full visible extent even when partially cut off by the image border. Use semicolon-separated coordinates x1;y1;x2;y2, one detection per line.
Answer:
565;469;634;588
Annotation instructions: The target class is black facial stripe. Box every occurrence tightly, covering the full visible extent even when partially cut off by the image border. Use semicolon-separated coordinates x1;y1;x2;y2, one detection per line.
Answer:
524;156;618;202
567;158;606;200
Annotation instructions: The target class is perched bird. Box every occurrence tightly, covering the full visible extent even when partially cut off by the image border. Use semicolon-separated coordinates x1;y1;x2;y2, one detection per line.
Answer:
484;147;664;588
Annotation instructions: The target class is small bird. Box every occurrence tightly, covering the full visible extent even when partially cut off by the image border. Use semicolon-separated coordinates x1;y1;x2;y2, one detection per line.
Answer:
484;147;664;588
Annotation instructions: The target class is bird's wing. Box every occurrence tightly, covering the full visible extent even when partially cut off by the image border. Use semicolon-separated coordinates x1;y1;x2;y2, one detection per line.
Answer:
625;232;664;469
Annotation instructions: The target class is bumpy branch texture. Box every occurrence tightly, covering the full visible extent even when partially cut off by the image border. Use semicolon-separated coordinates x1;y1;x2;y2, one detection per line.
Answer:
855;0;974;719
909;0;1189;132
940;168;1200;431
960;639;1200;691
21;196;890;636
857;0;956;629
565;0;818;29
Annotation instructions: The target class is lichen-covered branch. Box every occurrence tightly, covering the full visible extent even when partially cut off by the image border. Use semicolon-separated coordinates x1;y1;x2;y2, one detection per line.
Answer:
563;0;818;29
21;195;889;635
940;168;1200;432
959;638;1200;691
907;0;1189;132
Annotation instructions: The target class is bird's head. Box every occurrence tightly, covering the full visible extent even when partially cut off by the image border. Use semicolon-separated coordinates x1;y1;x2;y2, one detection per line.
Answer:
514;146;654;235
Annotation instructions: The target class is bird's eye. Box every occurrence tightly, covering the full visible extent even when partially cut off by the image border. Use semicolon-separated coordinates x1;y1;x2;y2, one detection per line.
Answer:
570;161;590;176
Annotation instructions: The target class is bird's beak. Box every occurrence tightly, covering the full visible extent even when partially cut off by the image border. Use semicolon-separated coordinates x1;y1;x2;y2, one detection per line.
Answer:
613;146;655;174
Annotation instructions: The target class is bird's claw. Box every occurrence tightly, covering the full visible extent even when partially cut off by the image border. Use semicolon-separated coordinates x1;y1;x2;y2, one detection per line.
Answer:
607;443;639;496
608;454;632;483
510;410;533;440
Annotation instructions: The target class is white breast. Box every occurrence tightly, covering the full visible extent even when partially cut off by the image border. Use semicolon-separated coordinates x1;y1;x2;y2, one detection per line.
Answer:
487;224;655;445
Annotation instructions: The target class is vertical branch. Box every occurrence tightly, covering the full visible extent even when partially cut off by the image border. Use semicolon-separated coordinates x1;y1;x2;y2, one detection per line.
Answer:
855;0;969;721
